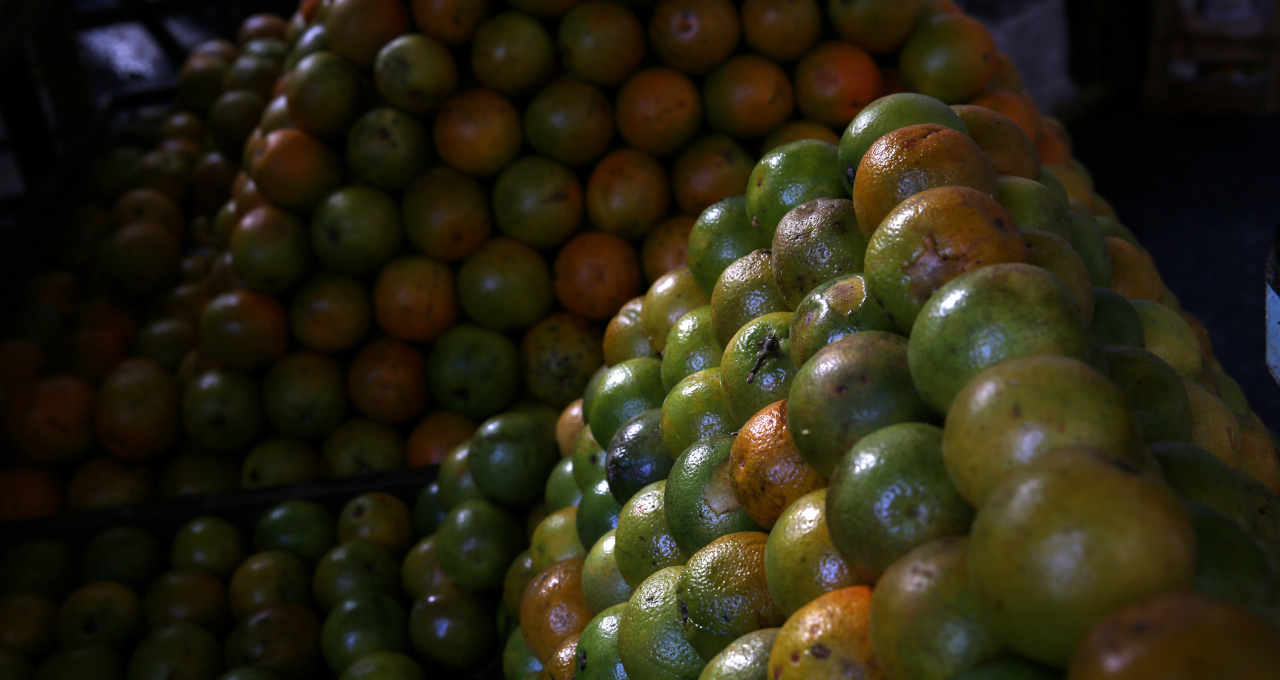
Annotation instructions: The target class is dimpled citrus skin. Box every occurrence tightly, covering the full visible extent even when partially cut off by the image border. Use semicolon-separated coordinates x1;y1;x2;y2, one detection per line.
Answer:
728;400;825;530
612;481;688;588
767;585;881;680
764;488;859;616
616;566;703;680
676;531;784;660
520;558;592;664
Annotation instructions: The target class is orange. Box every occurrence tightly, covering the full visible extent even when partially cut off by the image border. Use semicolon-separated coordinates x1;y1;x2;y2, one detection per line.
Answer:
372;256;456;342
229;203;310;295
283;52;361;138
347;338;428;425
433;89;522;176
406;411;476;468
94;358;179;463
1036;115;1072;165
324;0;409;66
764;488;858;617
199;290;288;371
66;457;152;510
114;188;182;236
794;42;883;128
411;0;488;45
524;78;615;167
1105;237;1165;301
704;55;794;139
951;103;1039;179
290;274;372;353
238;14;287;43
852;123;997;238
898;11;997;103
969;89;1042;142
7;375;95;465
586;149;671;240
729;400;825;530
828;0;924;54
676;531;783;659
248;128;341;212
670;135;754;216
602;297;656;365
554;231;643;321
615;68;702;156
641;215;693;283
337;492;412;553
741;0;821;61
493;156;584;249
402;166;492;262
557;1;646;86
520;558;592;663
648;0;740;75
471;11;556;95
768;585;880;680
555;400;585;458
541;632;580;680
521;313;605;408
0;467;62;521
761;120;841;152
99;221;181;296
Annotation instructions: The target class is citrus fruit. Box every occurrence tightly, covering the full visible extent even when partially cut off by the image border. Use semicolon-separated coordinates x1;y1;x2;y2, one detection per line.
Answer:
505;626;545;680
346;107;431;191
729;399;824;529
471;11;555;95
837;91;968;186
341;651;425;680
322;417;404;478
763;488;857;617
433;88;522;176
687;195;769;296
285;51;361;138
710;249;790;347
942;355;1145;506
571;428;607;490
898;11;997;102
615;68;702;157
617;566;703;680
95;358;179;463
144;569;229;633
614;480;689;587
554;232;643;321
678;532;783;659
1185;503;1278;618
435;498;524;592
373;34;457;115
587;148;672;239
531;507;587;573
426;324;520;421
0;594;55;657
493;156;583;249
605;408;675;504
672;135;754;216
1098;345;1193;444
401;535;454;602
1068;592;1280;680
602;297;657;365
719;312;798;428
522;313;605;408
968;448;1196;666
545;458;583;511
254;499;336;562
907;262;1092;414
557;2;645;86
289;274;371;353
578;477;624;552
81;526;160;593
828;0;923;54
172;516;244;579
703;55;793;139
199;289;288;370
406;410;475;468
402;166;491;262
1023;228;1094;324
788;331;933;478
952;103;1039;178
767;585;879;680
262;353;347;443
994;175;1072;240
788;273;895;367
324;0;408;66
746;139;845;242
457;237;554;332
642;215;694;282
320;593;408;673
57;581;142;649
310;186;402;276
586;356;665;449
543;633;582;680
762;120;841;152
347;338;428;424
795;41;882;128
1089;286;1143;347
697;627;778;680
126;622;221;680
337;492;411;553
770;198;866;309
575;603;627;680
226;603;322;675
649;0;740;75
520;558;592;662
469;409;560;507
408;586;494;670
660;368;734;462
1184;379;1243;471
662;306;722;391
1130;299;1201;379
228;551;311;619
35;645;125;680
581;531;634;615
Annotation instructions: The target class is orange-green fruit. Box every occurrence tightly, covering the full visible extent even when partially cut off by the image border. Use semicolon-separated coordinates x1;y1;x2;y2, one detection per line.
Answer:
524;77;615;167
968;448;1197;667
530;507;586;573
320;592;409;673
1130;299;1201;379
1090;287;1144;348
677;532;784;660
337;492;411;554
545;457;582;511
745;139;845;242
572;429;607;490
742;0;819;60
770;198;866;309
852;123;997;238
642;266;710;354
503;550;538;620
614;480;689;588
557;2;645;87
401;537;453;602
995;175;1072;240
662;306;722;391
557;400;586;457
1184;379;1244;472
505;626;545;680
863;185;1025;333
310;186;402;277
788;331;933;479
710;249;790;348
172;516;244;579
1067;591;1280;680
228;551;310;620
433;88;523;177
456;237;553;332
826;422;971;581
642;215;694;283
908;262;1092;414
764;488;857;617
373;34;457;115
469;409;559;507
435;498;524;592
285;51;361;138
57;581;142;649
1105;236;1165;302
789;273;895;367
698;627;779;680
576;602;628;680
703;54;793;139
728;400;825;530
767;585;880;680
793;41;883;128
586;356;665;451
672;135;754;216
837;91;968;188
660;368;734;463
899;11;997;103
402;167;491;262
617;566;703;680
1098;345;1193;444
952;104;1039;178
127;622;221;680
1068;209;1113;287
1184;503;1278;618
578;476;623;554
0;594;55;657
603;297;656;366
762;120;841;153
828;0;924;54
719;312;798;428
687;195;769;296
581;530;633;615
943;355;1145;506
521;312;604;409
665;434;761;556
436;442;482;510
493;156;583;250
408;586;493;671
144;568;229;632
649;0;740;75
346;107;431;191
1023;229;1095;325
427;324;521;422
520;558;591;664
471;11;555;96
342;651;424;680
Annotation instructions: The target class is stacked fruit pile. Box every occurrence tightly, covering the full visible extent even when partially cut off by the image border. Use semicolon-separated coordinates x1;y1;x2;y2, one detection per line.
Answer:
1;0;1278;679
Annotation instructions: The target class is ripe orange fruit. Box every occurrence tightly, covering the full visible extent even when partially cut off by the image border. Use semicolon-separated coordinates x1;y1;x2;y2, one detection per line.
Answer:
373;256;456;342
794;42;883;128
768;585;880;680
347;338;428;425
586;149;671;240
406;411;476;468
324;0;409;66
969;89;1041;142
7;375;95;465
411;0;489;45
741;0;821;61
670;135;754;216
615;68;702;156
433;89;523;176
248;128;341;212
704;54;794;139
641;215;694;283
553;231;643;321
648;0;740;75
520;558;592;663
729;400;825;530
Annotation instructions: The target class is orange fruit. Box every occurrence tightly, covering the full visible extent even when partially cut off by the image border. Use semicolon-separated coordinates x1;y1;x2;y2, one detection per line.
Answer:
729;400;825;530
290;274;372;353
406;411;476;468
741;0;821;61
768;585;880;680
586;149;671;240
8;375;96;465
602;297;656;365
670;135;754;216
324;0;409;66
641;215;694;283
969;89;1041;142
1036;115;1073;165
852;123;997;238
411;0;488;45
648;0;740;75
704;54;794;138
524;77;615;167
372;256;456;342
114;188;182;236
95;358;179;463
433;89;523;176
898;11;997;103
554;232;643;321
520;558;592;663
347;338;428;425
615;68;702;156
557;1;646;87
0;467;62;521
761;120;841;152
1105;237;1165;301
199;290;288;371
248;128;341;212
793;42;883;128
828;0;924;54
402;166;492;262
471;11;555;95
66;457;152;510
951;103;1039;179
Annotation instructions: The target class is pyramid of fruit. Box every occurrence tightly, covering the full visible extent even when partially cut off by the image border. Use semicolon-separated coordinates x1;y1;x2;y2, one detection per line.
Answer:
2;0;1279;679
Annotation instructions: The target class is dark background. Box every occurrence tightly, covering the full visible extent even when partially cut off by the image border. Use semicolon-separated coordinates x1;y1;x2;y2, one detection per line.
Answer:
0;0;1276;430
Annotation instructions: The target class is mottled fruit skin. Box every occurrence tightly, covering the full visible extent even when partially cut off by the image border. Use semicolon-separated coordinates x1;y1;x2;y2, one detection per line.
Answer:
697;627;779;680
837;91;969;189
788;274;895;367
770;198;867;309
728;400;825;530
616;566;703;680
968;448;1196;667
745;139;846;243
767;586;881;680
952;104;1039;179
710;249;789;348
676;532;783;660
764;488;858;617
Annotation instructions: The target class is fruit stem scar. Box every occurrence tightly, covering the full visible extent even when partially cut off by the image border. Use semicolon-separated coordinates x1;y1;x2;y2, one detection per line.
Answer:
746;333;782;384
